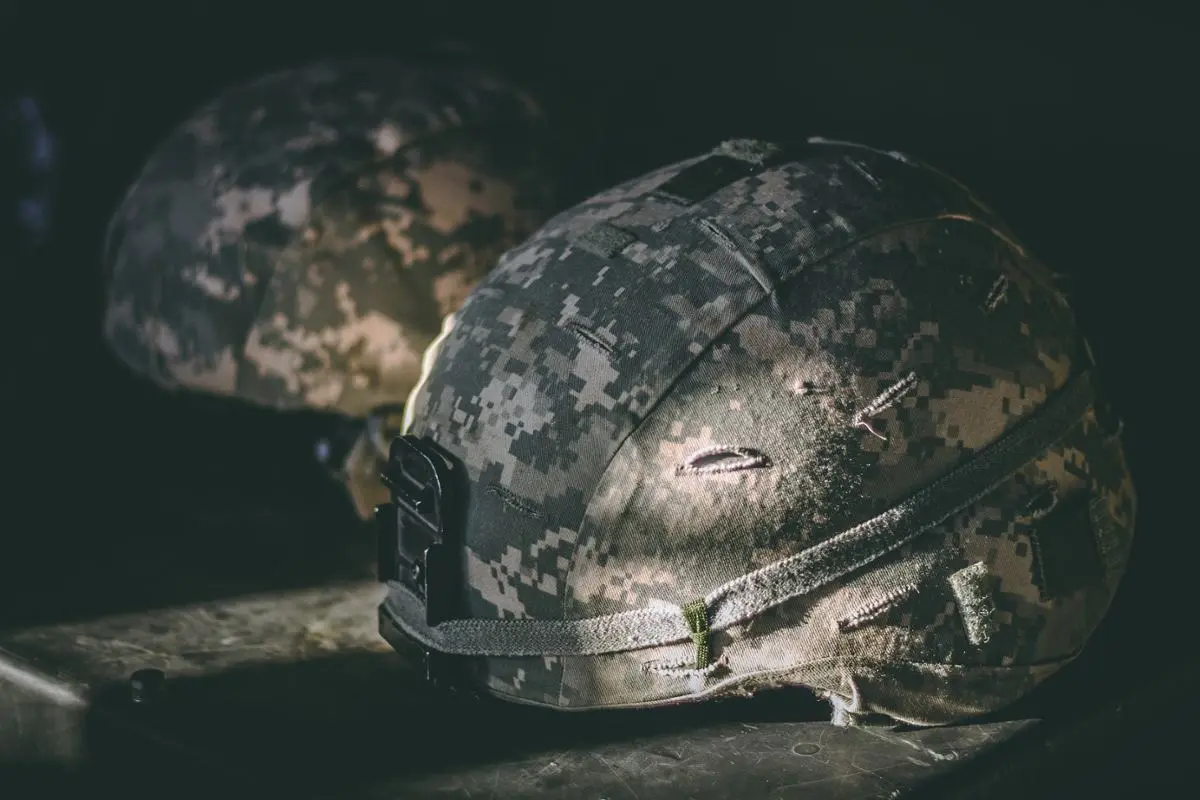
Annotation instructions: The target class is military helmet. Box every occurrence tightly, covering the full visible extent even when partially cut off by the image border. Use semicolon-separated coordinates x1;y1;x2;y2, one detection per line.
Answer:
101;56;556;518
377;137;1136;726
101;56;555;414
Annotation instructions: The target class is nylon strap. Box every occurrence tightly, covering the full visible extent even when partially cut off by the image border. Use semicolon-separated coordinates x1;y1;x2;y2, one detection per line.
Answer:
381;370;1095;657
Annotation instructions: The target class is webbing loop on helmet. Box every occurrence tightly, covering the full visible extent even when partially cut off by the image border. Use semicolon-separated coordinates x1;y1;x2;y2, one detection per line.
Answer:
681;599;712;670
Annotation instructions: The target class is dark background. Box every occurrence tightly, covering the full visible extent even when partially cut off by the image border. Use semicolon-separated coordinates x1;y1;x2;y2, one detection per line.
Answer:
2;2;1196;794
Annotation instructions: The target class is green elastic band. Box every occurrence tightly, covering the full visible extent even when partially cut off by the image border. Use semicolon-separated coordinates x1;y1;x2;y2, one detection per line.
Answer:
682;599;711;669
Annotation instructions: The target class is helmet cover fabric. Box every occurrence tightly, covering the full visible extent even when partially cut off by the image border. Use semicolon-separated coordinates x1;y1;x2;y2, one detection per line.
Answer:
382;138;1136;726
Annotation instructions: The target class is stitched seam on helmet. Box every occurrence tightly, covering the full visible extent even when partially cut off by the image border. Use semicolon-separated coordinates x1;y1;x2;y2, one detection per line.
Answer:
852;372;919;441
643;653;730;678
836;582;920;632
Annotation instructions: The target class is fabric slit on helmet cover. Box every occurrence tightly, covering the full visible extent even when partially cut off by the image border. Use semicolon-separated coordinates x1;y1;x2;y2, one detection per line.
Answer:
377;137;1135;726
100;57;558;518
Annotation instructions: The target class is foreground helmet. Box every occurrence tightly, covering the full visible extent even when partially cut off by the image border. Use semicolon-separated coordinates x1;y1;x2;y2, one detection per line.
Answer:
378;138;1136;726
102;57;556;517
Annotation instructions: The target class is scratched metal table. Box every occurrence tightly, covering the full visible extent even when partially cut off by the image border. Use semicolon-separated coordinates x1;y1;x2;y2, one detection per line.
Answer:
0;398;1191;799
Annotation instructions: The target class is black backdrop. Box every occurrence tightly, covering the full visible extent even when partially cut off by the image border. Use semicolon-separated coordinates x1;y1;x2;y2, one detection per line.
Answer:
2;1;1195;781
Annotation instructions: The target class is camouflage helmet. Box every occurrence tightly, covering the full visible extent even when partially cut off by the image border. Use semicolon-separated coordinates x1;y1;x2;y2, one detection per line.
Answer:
376;137;1136;726
101;56;555;416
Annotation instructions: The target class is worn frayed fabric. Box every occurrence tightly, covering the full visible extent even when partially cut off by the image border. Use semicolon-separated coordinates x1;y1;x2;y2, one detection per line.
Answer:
381;137;1137;726
947;563;999;646
101;57;557;423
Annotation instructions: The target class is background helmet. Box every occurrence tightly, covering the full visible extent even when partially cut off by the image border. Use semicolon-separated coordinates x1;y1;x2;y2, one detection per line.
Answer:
101;56;556;418
380;138;1135;726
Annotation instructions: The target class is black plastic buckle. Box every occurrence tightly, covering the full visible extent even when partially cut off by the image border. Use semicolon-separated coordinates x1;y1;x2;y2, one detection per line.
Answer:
378;606;478;698
375;435;472;689
375;435;464;627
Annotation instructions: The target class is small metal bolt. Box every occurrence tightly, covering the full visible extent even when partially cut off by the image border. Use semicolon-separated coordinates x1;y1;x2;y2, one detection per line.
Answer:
130;668;166;705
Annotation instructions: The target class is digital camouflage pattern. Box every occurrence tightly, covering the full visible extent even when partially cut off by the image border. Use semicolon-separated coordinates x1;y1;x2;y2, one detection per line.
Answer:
101;57;556;421
384;138;1136;726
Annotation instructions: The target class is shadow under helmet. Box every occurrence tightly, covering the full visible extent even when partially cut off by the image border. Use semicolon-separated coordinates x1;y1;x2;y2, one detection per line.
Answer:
377;137;1136;727
101;56;557;517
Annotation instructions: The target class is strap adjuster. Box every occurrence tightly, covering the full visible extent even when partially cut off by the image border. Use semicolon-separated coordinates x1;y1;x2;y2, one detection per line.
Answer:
375;435;463;626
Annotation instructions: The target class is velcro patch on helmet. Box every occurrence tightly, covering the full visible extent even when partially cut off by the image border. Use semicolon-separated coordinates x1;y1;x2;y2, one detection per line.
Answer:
650;142;799;206
716;139;781;164
1028;490;1105;601
573;223;636;258
948;562;999;646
